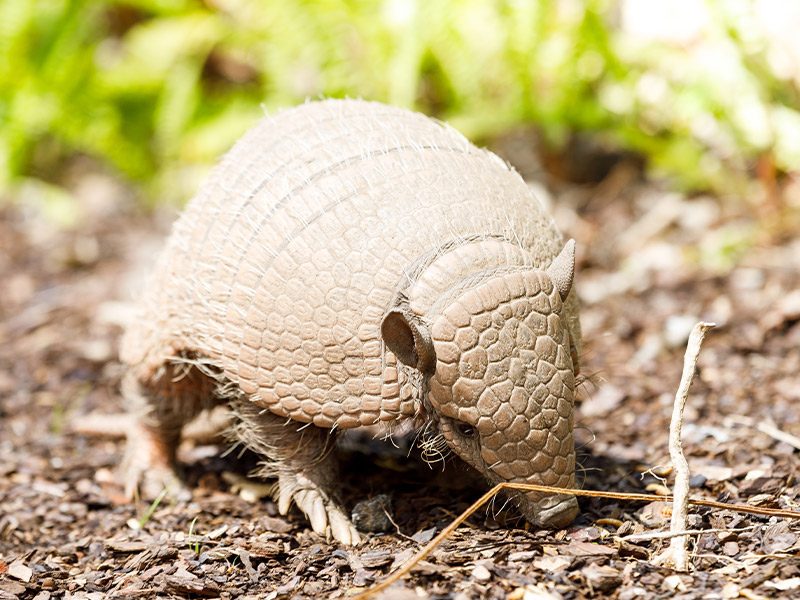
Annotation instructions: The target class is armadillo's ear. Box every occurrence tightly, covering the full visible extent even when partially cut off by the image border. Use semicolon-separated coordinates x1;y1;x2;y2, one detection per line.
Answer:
546;239;576;301
381;304;436;374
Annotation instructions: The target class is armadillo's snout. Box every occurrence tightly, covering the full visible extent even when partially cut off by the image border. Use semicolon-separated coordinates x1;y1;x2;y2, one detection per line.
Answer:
520;493;579;529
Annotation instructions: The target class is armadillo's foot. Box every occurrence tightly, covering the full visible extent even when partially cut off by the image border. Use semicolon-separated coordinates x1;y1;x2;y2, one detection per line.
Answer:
277;471;362;546
121;424;190;502
231;399;360;544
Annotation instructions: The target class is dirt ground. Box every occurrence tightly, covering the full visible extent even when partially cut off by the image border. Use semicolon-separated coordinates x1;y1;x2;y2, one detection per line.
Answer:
1;149;800;599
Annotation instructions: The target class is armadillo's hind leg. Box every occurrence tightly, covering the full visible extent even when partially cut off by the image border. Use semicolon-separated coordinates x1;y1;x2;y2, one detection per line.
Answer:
122;360;221;500
232;399;362;546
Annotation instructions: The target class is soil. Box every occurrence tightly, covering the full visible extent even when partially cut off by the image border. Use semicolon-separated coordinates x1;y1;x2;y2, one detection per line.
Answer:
1;153;800;599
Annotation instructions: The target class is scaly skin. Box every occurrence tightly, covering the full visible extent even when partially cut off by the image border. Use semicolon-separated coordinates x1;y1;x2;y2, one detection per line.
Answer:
428;262;579;527
121;99;582;544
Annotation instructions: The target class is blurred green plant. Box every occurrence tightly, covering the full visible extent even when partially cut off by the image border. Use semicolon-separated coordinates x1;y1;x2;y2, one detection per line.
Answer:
0;0;798;205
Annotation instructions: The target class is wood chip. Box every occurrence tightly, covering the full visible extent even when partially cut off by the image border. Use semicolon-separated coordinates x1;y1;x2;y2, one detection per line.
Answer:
411;527;437;544
7;562;32;583
562;541;616;557
166;567;221;597
106;540;149;553
358;550;393;568
0;580;27;598
532;556;571;571
583;563;622;592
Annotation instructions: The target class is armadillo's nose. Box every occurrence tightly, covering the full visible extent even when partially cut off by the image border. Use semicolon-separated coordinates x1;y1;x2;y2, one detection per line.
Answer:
521;493;579;529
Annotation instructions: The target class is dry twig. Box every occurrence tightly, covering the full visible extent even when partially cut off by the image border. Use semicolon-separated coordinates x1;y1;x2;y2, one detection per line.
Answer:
726;415;800;452
755;421;800;451
621;525;756;542
653;321;715;571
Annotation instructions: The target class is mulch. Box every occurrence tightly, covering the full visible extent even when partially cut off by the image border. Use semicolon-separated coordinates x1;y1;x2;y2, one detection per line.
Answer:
1;160;799;599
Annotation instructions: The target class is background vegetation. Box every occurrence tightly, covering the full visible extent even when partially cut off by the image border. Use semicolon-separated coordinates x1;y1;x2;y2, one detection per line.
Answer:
1;0;799;206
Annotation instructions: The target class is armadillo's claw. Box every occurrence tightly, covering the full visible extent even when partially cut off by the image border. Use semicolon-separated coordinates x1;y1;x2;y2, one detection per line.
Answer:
329;505;362;546
294;488;327;534
309;493;328;534
277;471;362;545
277;484;293;516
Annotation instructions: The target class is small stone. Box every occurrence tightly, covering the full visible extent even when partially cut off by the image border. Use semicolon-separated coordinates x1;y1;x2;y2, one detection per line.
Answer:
721;582;740;599
351;494;393;533
689;474;707;488
662;574;688;592
723;541;740;556
41;578;55;590
471;563;491;581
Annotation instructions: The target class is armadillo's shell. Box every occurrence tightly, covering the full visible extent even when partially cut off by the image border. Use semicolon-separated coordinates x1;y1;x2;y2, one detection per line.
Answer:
122;99;568;429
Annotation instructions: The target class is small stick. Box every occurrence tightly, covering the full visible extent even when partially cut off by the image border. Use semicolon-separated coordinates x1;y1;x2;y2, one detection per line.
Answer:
654;321;715;571
756;422;800;451
621;525;755;542
725;415;800;451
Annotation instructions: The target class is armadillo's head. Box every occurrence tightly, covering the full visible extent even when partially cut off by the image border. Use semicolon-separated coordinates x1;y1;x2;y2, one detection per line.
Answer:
382;241;579;529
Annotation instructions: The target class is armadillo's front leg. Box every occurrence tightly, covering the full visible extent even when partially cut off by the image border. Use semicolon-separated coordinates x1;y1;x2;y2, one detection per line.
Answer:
232;400;361;545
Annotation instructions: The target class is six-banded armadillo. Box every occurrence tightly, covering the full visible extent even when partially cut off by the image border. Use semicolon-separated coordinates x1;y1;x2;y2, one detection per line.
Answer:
121;99;582;545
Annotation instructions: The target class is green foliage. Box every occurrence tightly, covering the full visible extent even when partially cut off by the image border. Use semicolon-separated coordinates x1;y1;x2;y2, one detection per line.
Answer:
187;516;201;555
0;0;798;204
137;488;167;527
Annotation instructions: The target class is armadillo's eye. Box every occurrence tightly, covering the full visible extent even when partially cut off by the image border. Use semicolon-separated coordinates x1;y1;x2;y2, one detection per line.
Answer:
455;422;476;438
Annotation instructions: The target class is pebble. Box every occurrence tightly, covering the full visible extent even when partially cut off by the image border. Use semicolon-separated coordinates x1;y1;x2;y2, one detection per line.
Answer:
471;563;492;581
351;494;393;533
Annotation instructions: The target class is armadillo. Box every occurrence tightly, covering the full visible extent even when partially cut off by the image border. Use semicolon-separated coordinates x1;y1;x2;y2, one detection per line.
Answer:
121;99;582;545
